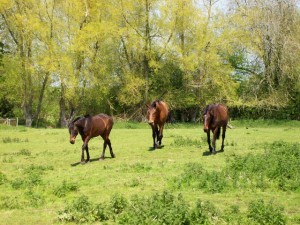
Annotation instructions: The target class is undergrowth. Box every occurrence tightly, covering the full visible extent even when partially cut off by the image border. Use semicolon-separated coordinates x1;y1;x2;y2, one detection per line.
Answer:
57;191;286;224
171;141;300;193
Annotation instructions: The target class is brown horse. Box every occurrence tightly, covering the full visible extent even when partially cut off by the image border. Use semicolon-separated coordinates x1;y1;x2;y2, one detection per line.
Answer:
203;104;229;154
68;114;115;163
146;100;169;149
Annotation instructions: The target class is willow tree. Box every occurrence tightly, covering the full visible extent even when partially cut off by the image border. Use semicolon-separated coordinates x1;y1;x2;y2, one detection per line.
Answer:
228;0;300;112
0;0;57;126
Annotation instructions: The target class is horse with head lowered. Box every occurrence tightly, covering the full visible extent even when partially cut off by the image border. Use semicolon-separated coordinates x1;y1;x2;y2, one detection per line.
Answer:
203;104;229;154
146;100;169;149
68;114;115;163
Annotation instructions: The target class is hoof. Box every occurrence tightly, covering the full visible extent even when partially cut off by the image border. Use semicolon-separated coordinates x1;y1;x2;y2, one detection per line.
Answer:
80;161;86;164
99;157;104;161
111;154;115;158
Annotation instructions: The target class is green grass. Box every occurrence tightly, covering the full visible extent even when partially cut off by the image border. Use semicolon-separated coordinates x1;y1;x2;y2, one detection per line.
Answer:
0;120;299;224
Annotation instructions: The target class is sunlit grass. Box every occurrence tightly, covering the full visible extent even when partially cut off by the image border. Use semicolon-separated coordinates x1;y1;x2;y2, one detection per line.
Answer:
0;120;299;224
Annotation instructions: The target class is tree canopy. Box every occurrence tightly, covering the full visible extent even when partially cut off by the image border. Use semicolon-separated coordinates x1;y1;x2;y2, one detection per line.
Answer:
0;0;299;126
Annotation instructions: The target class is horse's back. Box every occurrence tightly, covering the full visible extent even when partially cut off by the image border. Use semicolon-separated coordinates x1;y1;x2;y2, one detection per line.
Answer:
158;101;169;123
92;114;113;134
214;104;229;124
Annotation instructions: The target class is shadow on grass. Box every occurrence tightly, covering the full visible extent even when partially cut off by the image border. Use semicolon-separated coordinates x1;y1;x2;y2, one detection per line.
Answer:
71;157;115;166
148;145;165;151
202;149;224;156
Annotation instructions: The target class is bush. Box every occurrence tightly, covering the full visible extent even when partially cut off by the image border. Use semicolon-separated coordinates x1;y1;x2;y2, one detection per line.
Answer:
58;195;109;223
57;191;220;224
0;172;7;185
172;163;229;193
189;200;220;225
119;191;190;225
226;141;300;191
171;136;202;148
53;180;79;197
247;199;286;225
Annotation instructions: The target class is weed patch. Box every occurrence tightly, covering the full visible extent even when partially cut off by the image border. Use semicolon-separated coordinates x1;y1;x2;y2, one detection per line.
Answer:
2;137;28;143
0;172;7;185
57;195;109;223
171;136;202;147
53;180;79;197
173;141;300;193
247;199;286;225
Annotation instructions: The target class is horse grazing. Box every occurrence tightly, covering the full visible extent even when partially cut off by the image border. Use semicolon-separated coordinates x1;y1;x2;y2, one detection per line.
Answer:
146;100;169;149
68;114;115;163
203;104;229;154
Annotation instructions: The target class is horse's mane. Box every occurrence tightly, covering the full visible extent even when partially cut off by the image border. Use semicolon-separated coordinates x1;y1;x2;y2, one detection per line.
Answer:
203;105;211;115
150;99;162;108
71;114;90;124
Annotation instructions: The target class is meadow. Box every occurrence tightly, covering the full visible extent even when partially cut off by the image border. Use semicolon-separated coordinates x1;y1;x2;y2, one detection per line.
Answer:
0;120;299;225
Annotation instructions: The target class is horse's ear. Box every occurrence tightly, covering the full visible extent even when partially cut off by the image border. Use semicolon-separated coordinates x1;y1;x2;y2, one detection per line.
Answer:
153;102;157;108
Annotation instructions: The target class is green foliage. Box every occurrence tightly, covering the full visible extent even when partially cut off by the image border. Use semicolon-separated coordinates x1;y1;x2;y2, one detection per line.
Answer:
2;137;25;143
119;191;190;225
10;165;53;189
172;141;300;193
53;180;79;197
57;195;105;223
0;172;7;185
247;199;286;225
227;141;300;191
171;136;202;148
110;193;128;215
189;200;220;225
0;196;23;210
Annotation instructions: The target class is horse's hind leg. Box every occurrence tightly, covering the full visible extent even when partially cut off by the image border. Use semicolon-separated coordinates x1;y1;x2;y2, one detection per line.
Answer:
100;140;107;160
220;126;226;152
107;138;115;158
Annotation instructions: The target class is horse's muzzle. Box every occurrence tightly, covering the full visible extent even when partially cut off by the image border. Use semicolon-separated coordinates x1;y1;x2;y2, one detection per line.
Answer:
70;137;76;144
204;127;209;133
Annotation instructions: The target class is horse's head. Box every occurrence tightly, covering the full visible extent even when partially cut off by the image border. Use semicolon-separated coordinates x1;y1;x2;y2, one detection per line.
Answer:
203;105;212;133
146;101;158;125
68;117;82;144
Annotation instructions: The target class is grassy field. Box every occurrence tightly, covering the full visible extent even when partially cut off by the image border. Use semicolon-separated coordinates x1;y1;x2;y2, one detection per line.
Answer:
0;120;299;224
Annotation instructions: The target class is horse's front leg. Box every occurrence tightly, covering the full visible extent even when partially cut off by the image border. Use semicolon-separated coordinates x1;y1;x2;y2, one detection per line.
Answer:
211;128;218;154
81;137;91;164
81;144;85;163
206;130;213;153
151;125;158;149
158;124;164;146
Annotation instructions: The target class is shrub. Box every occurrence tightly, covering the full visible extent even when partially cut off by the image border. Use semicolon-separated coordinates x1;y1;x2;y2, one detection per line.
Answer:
189;200;220;225
110;193;128;215
119;191;190;225
171;136;202;147
58;195;109;223
0;172;7;185
53;180;79;197
247;199;286;225
18;149;31;156
0;195;23;209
